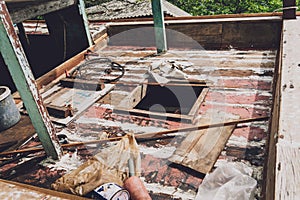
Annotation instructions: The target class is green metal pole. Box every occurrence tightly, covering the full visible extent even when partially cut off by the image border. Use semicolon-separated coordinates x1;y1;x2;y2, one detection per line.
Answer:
78;0;93;46
151;0;167;54
0;1;62;159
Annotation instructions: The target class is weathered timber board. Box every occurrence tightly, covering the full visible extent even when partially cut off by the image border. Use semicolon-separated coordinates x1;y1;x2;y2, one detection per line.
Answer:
43;84;114;125
0;179;88;200
169;111;239;174
275;18;300;200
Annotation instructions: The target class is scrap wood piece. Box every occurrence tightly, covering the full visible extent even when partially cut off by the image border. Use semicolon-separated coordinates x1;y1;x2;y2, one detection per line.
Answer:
43;84;115;125
169;111;240;174
46;104;74;118
114;108;193;123
0;179;88;200
135;116;269;139
60;78;105;91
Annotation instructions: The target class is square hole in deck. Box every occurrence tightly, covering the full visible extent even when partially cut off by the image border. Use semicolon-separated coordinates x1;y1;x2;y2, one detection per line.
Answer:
134;82;207;117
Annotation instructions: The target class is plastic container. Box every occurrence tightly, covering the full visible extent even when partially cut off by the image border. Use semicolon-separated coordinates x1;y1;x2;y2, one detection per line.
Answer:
93;183;130;200
0;86;21;132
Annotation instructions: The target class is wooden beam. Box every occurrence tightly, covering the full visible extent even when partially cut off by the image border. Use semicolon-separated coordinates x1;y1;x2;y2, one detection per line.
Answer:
6;0;76;24
151;0;167;53
0;1;62;159
0;179;88;200
188;87;209;119
114;108;193;123
60;78;104;90
0;116;269;157
169;112;239;174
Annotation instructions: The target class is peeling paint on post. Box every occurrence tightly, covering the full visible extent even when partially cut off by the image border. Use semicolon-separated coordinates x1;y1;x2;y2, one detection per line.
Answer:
151;0;167;54
0;1;62;159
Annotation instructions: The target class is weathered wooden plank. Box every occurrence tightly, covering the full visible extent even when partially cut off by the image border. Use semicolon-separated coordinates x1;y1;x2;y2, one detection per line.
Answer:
44;84;115;125
114;108;193;123
60;78;104;91
169;111;240;174
46;104;73;118
116;84;146;109
0;179;88;200
7;0;76;24
0;2;62;159
275;17;300;200
275;142;300;199
265;30;282;200
188;87;209;119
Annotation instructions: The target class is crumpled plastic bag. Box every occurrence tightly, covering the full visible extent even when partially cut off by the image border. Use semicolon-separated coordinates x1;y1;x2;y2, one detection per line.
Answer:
195;162;257;200
51;133;141;196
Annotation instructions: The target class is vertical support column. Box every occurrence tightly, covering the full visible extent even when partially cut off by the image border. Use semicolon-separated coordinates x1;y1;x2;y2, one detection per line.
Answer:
283;0;296;19
0;1;62;159
151;0;167;54
78;0;93;46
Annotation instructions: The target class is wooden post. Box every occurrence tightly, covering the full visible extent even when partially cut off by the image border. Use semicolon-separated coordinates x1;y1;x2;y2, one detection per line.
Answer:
0;1;62;159
283;0;296;19
151;0;167;54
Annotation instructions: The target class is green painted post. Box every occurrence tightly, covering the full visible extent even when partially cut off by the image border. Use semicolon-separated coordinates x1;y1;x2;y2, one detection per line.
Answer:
0;1;62;159
151;0;167;54
79;0;93;46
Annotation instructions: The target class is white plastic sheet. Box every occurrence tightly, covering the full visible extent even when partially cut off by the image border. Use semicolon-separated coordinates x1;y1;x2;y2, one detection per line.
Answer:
195;162;257;200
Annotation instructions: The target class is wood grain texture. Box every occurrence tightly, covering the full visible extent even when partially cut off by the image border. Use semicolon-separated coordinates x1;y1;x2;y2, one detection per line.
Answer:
275;18;300;200
43;84;114;125
275;142;300;200
169;111;239;174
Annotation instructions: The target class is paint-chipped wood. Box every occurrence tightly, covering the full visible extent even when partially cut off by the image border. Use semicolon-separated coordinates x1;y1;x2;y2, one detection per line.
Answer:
0;179;88;200
275;142;300;199
169;111;240;174
0;2;62;159
275;17;300;199
43;84;114;125
188;87;209;120
116;84;146;109
60;78;104;91
114;108;193;123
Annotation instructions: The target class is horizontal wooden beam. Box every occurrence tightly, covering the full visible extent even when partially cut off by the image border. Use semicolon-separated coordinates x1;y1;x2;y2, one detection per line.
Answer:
7;0;76;23
60;78;105;90
0;116;269;156
114;108;193;123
